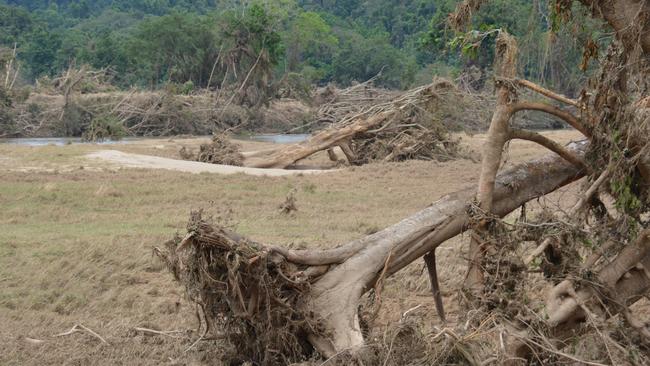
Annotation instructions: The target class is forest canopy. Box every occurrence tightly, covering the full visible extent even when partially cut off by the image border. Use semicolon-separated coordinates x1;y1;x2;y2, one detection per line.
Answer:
0;0;605;92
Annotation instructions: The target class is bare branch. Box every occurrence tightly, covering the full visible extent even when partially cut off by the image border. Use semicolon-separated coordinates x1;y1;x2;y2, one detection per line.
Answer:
511;102;590;137
509;128;587;169
423;251;446;323
570;167;611;215
524;237;556;266
514;79;580;107
55;324;109;345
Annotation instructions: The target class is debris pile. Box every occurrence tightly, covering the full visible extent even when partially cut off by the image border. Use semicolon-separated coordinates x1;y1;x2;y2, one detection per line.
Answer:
195;134;244;166
290;78;468;166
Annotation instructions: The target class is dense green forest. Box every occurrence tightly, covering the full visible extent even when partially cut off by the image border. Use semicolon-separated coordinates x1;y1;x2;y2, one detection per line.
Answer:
0;0;606;93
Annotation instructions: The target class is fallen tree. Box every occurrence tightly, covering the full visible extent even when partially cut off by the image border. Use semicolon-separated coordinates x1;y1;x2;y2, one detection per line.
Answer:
158;142;587;363
159;0;650;364
178;79;466;168
235;80;465;168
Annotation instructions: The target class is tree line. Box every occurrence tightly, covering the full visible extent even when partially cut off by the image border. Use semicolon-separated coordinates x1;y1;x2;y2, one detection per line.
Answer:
0;0;605;93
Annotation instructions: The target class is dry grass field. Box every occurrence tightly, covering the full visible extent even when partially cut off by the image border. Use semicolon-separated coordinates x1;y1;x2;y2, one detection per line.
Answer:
0;130;583;365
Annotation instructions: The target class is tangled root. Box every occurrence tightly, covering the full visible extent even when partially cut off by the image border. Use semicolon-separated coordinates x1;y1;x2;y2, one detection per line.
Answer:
353;124;462;164
195;134;245;166
156;212;323;365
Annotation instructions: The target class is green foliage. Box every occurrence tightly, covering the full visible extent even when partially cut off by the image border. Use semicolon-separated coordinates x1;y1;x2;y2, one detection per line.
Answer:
180;80;195;95
21;26;62;77
0;86;11;107
0;4;33;45
219;3;284;66
0;105;15;136
419;0;604;95
285;11;337;73
0;83;14;135
125;11;218;88
0;0;608;92
330;28;417;88
611;176;642;214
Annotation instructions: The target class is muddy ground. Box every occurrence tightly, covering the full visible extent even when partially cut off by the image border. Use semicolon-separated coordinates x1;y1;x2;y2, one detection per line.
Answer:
0;130;584;365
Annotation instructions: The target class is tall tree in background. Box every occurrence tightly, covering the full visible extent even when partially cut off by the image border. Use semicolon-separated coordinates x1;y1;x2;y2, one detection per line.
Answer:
218;3;283;106
285;11;337;81
126;12;219;88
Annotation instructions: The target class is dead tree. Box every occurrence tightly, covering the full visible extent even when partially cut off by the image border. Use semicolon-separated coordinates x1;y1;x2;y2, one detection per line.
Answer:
2;43;19;91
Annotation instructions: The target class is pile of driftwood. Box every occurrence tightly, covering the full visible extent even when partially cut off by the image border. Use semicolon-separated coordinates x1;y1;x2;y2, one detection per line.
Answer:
4;90;316;139
1;64;315;139
305;76;401;132
307;75;494;133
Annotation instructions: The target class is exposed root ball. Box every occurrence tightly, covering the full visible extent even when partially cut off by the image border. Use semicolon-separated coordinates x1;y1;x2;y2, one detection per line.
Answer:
353;123;461;164
156;212;322;365
195;135;244;166
313;79;469;165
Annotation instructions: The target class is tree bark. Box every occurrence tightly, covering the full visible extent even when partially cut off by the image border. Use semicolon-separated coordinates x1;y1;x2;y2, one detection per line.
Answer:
578;0;650;54
464;32;519;294
293;142;587;356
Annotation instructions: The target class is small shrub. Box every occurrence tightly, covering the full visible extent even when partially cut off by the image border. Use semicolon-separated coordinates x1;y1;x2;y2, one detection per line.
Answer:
180;80;195;95
279;189;298;215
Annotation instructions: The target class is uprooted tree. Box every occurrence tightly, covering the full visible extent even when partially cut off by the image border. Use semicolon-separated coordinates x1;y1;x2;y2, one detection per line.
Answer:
190;78;468;168
158;0;650;364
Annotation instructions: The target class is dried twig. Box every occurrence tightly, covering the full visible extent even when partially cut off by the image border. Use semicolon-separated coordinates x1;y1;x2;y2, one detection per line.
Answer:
24;337;46;345
55;324;109;345
134;327;186;338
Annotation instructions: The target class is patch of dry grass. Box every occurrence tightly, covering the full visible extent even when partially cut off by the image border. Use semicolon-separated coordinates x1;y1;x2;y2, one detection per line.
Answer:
0;130;582;365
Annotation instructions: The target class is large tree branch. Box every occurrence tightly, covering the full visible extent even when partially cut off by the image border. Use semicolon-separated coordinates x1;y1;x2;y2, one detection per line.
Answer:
511;101;590;137
509;128;587;169
514;79;580;107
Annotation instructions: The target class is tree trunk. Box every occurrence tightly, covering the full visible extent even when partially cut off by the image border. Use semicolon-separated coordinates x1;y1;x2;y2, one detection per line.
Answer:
244;112;389;168
465;32;518;294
